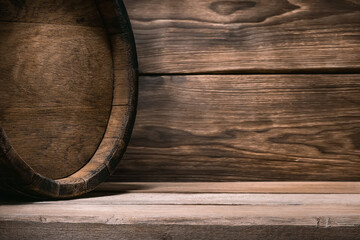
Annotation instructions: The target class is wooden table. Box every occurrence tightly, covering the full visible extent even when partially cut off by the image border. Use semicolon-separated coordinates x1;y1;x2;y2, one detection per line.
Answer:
1;182;360;239
1;0;360;239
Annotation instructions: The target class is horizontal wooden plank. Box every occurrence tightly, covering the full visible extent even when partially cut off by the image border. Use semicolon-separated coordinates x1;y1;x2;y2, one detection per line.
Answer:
1;182;359;239
111;74;360;181
3;193;360;206
124;0;360;74
1;204;359;226
1;222;360;240
97;182;360;194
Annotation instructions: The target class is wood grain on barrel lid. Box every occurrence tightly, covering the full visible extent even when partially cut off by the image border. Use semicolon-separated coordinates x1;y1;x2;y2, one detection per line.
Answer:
0;0;104;27
0;0;138;199
0;8;113;179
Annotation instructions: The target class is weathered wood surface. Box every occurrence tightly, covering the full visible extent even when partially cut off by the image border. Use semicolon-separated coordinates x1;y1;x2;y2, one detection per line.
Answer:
1;223;360;240
0;0;113;180
111;74;360;181
1;203;359;226
97;182;360;194
0;22;113;179
123;0;360;74
0;0;138;198
7;193;359;206
113;0;360;181
1;182;360;239
0;0;104;27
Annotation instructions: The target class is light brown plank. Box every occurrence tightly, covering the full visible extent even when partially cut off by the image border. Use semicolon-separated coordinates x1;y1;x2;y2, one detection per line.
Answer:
123;0;360;74
0;22;113;179
97;182;360;194
3;193;359;206
111;74;360;181
0;204;359;226
1;183;359;239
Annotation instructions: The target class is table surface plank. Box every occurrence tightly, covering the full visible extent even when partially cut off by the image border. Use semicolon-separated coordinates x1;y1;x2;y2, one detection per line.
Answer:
1;182;360;239
97;182;360;194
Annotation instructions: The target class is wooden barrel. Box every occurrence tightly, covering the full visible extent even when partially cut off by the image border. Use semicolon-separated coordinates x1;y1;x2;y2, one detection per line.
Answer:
0;0;137;199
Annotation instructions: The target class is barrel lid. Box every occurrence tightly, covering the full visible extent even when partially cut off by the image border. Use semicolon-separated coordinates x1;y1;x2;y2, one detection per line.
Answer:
0;0;137;198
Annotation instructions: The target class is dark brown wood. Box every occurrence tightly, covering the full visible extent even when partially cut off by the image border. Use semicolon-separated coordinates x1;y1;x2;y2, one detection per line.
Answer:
0;0;137;199
111;74;360;182
0;0;104;26
1;222;360;240
0;22;113;179
123;0;360;74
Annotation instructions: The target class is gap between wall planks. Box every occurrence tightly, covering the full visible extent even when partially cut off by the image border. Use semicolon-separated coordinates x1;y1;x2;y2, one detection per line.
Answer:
123;0;360;74
2;0;358;182
112;0;360;182
111;74;360;182
0;1;359;237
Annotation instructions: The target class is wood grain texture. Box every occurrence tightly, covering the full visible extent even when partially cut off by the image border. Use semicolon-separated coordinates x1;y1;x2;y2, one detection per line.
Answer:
4;193;359;206
1;183;359;239
97;182;360;194
111;74;360;181
0;0;104;27
123;0;360;74
0;0;138;198
0;22;113;179
1;202;359;227
1;222;360;240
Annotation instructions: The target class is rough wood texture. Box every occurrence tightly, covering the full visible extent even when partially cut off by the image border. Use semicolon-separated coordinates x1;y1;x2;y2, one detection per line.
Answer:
0;22;113;179
123;0;360;74
1;182;360;239
1;203;359;226
1;223;359;240
97;182;360;194
0;0;104;26
15;193;360;205
111;74;360;181
0;0;138;199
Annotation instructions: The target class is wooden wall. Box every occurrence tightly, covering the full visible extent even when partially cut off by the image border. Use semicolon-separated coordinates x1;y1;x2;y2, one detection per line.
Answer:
110;0;360;181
